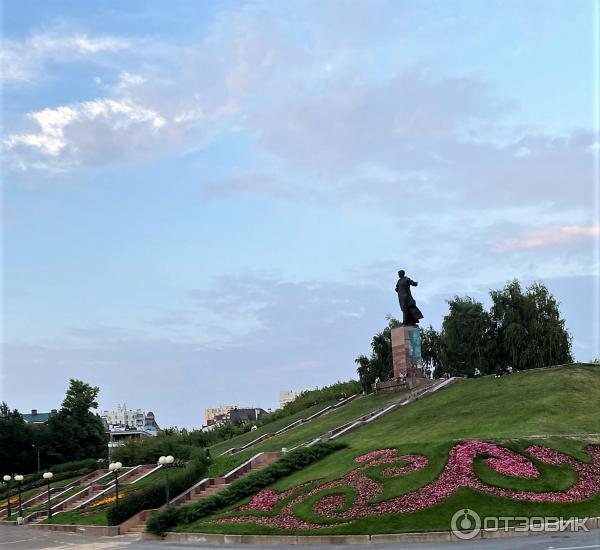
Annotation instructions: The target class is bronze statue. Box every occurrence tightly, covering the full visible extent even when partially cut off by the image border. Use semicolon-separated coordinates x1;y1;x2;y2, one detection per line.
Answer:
395;270;423;326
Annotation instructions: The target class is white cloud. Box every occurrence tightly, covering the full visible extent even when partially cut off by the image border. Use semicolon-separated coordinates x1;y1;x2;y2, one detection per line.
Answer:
4;99;167;171
1;29;130;84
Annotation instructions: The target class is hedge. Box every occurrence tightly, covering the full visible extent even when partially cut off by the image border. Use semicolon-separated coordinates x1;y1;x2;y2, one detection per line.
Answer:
106;456;208;525
146;441;346;535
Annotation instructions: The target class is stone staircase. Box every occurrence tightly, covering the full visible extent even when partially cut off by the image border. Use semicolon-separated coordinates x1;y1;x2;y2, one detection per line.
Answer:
220;394;361;456
0;469;107;517
292;377;462;449
25;485;106;524
25;464;159;524
120;451;283;535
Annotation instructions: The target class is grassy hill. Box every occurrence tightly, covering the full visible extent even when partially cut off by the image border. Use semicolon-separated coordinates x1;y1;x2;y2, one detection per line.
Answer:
205;387;416;478
172;364;600;535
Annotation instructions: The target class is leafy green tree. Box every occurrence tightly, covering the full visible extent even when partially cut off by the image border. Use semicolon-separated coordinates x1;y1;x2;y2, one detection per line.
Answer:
439;296;494;377
0;403;37;474
355;318;401;391
45;379;107;464
489;280;572;371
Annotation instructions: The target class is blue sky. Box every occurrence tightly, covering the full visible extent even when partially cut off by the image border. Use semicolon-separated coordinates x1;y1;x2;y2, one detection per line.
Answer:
2;0;599;428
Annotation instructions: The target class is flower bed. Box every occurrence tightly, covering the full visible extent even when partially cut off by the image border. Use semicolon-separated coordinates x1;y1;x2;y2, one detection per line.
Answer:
91;492;124;508
212;440;600;530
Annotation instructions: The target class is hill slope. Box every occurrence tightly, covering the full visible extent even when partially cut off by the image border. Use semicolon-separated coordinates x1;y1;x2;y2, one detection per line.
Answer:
174;364;600;535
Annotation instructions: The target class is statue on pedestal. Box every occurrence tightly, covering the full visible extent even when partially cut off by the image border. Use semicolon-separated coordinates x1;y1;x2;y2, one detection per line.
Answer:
395;270;423;326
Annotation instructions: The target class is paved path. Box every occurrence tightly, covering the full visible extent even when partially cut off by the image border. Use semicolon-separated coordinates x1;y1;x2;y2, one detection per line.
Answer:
1;526;599;550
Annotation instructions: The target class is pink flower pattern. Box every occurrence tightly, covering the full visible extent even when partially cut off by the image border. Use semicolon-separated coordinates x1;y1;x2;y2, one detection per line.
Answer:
486;455;539;477
212;441;600;530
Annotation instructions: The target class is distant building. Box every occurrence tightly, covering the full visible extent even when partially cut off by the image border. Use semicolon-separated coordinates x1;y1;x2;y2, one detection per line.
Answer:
22;409;56;425
101;404;145;429
101;404;161;435
144;411;160;435
204;405;236;427
203;405;267;429
279;389;303;409
229;407;267;423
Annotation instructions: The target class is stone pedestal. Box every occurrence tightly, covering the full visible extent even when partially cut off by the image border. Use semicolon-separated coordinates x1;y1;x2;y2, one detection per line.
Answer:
372;325;426;394
391;325;422;378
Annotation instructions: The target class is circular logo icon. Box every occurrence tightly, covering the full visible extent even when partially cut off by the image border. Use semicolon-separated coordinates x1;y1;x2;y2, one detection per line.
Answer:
451;508;481;540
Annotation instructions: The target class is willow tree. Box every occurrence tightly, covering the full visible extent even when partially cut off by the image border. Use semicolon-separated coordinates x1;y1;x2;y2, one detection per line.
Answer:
489;280;572;371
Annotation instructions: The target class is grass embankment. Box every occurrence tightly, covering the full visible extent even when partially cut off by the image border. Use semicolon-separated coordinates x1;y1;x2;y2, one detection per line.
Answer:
206;389;414;477
209;399;341;456
175;364;600;535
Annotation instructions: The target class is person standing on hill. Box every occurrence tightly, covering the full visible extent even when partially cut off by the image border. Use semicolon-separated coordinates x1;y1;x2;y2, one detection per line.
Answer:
395;270;424;326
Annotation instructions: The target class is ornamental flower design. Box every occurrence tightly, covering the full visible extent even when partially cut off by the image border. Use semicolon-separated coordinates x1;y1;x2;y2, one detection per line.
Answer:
213;440;600;530
486;455;539;477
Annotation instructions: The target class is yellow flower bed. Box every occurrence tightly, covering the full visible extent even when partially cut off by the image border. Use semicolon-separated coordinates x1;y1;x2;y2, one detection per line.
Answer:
0;496;18;507
91;492;124;508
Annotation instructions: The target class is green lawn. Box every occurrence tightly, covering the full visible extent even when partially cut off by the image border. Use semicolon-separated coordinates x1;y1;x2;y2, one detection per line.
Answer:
206;388;417;478
43;509;109;525
123;467;163;489
209;399;342;456
173;365;600;535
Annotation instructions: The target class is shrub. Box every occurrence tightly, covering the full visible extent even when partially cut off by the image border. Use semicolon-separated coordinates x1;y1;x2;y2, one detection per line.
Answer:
106;455;208;525
111;435;200;466
146;442;346;535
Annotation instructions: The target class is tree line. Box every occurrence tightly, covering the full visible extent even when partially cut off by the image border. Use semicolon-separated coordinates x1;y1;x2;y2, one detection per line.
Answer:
0;379;107;475
356;280;573;390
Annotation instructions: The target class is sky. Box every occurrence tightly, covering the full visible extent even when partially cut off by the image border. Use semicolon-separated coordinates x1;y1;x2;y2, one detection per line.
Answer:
2;0;599;429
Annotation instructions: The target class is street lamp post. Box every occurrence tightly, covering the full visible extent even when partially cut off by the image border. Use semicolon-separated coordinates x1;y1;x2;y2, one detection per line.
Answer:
43;472;54;520
108;462;122;508
32;444;41;473
14;475;24;519
158;456;175;507
2;475;11;518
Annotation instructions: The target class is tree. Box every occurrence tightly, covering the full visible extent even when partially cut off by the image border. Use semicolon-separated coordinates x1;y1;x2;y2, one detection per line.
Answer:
420;326;443;378
355;318;401;391
61;379;100;414
45;379;107;464
489;280;572;371
0;403;37;474
439;296;494;377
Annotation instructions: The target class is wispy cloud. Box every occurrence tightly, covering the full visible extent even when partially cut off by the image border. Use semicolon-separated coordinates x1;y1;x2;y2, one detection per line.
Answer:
495;224;600;252
1;29;130;84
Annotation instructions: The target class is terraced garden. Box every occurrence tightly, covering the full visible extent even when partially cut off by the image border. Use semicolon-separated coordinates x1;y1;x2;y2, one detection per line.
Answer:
144;364;600;536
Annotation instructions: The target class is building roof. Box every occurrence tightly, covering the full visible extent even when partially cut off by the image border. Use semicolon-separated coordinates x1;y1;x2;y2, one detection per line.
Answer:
22;412;51;423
